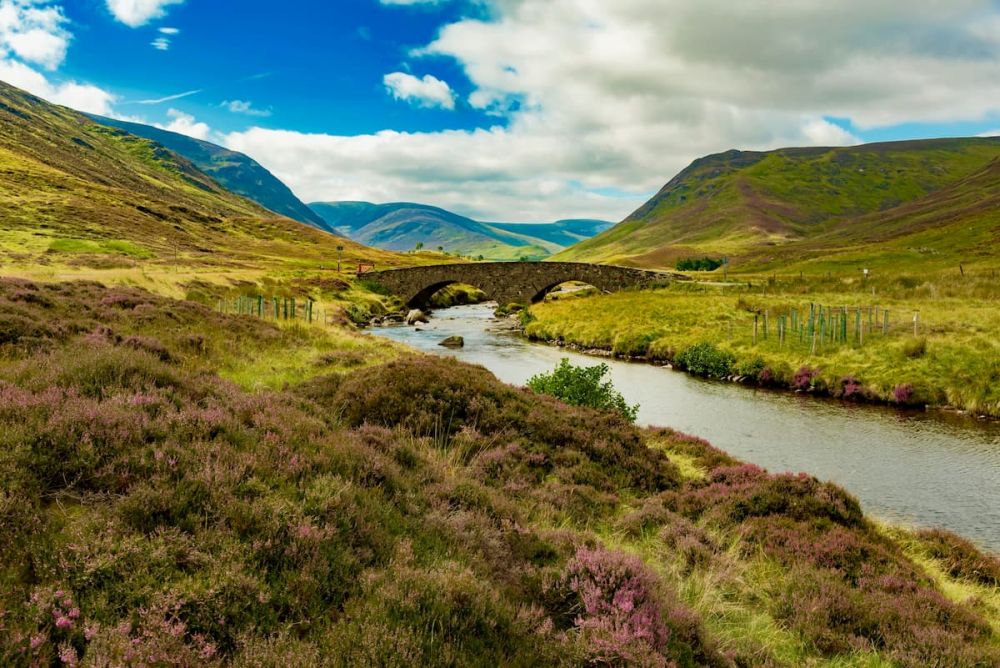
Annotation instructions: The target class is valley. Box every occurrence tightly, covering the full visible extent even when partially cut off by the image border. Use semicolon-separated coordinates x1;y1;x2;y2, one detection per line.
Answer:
0;75;998;668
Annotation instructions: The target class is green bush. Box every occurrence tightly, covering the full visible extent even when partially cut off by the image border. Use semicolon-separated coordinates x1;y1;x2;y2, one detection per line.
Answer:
675;343;735;379
528;358;638;423
901;336;927;359
676;257;723;272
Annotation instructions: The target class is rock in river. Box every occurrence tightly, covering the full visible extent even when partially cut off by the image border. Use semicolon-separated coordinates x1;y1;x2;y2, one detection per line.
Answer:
439;336;465;348
406;309;429;325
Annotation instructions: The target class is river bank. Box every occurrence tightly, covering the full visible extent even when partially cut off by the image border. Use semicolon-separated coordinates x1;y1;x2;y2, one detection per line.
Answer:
371;303;1000;553
522;283;1000;418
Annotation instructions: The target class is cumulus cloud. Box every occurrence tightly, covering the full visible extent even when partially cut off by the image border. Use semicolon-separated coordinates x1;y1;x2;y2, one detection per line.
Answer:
233;0;1000;221
159;108;209;140
0;0;70;69
0;1;115;114
0;58;115;114
222;99;272;117
383;71;456;110
105;0;184;28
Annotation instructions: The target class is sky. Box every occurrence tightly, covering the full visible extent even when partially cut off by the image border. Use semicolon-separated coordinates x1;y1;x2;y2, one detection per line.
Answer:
2;0;1000;223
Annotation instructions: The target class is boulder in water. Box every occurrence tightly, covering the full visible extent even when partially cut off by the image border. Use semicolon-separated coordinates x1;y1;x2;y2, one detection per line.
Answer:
439;336;465;348
406;309;429;325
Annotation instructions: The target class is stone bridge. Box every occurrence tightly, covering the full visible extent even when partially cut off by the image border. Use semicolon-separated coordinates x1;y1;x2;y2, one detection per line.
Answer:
364;261;683;307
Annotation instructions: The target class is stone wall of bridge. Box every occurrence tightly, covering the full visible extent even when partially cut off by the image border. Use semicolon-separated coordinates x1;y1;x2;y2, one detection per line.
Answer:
365;262;683;307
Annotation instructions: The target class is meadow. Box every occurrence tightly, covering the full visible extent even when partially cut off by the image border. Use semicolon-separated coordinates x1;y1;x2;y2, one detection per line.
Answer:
525;272;1000;417
1;277;997;667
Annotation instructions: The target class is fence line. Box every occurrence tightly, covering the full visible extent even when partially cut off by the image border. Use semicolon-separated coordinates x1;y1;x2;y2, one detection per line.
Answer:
742;302;907;354
217;295;333;325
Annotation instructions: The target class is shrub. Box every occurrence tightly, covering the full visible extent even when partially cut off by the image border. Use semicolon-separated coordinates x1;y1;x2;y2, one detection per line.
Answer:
838;375;863;400
675;343;735;379
734;357;765;379
893;383;915;405
916;528;1000;587
901;337;927;359
793;365;820;391
676;257;723;272
547;546;724;667
527;358;638;423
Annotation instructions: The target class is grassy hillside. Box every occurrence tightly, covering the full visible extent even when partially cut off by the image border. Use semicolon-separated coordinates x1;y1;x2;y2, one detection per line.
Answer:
89;115;330;231
1;278;997;666
559;138;1000;271
0;81;425;302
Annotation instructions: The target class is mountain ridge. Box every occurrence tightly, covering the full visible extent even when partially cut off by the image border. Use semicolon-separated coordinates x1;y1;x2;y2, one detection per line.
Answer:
558;137;1000;269
310;201;610;261
87;114;331;231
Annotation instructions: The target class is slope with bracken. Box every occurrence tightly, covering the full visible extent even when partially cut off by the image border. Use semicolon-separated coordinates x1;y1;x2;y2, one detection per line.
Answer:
558;137;1000;270
0;80;402;295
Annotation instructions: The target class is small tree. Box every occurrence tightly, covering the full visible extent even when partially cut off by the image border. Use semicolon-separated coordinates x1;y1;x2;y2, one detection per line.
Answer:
528;358;638;423
414;242;424;251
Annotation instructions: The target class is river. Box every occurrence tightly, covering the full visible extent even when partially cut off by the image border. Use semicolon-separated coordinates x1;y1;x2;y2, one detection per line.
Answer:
371;303;1000;552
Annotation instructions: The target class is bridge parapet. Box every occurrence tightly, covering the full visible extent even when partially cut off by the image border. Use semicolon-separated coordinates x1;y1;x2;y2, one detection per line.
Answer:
365;262;683;307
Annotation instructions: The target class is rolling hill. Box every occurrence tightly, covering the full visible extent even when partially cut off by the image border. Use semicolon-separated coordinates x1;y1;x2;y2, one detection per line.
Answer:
310;202;611;261
488;219;615;247
88;114;331;231
558;137;1000;270
0;80;399;294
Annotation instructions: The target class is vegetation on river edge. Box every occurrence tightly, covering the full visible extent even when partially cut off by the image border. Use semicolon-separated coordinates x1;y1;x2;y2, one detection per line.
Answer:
1;278;998;667
525;274;1000;417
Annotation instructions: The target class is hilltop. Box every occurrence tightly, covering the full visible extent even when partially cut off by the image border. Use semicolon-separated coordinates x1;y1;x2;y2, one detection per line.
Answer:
558;137;1000;271
311;201;610;261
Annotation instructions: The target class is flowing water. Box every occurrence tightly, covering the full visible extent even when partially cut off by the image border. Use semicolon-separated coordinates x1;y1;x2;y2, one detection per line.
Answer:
371;303;1000;551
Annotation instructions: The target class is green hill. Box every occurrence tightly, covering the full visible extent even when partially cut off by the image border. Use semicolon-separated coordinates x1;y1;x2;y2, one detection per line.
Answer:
310;201;559;260
488;219;614;247
310;202;612;261
558;138;1000;270
0;80;399;295
89;114;331;231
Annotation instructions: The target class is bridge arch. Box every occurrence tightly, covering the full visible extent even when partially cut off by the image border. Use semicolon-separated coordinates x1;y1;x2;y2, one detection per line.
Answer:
365;262;681;308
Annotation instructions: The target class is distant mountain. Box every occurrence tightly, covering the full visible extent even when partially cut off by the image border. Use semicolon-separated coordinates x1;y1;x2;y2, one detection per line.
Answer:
309;202;610;261
489;220;615;247
558;137;1000;269
88;115;330;231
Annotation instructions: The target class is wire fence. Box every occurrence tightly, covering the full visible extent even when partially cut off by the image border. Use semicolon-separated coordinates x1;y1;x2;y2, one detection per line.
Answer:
217;295;334;325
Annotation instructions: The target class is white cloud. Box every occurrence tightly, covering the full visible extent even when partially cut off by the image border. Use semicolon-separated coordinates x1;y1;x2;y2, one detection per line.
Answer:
222;99;272;117
237;1;1000;222
0;0;70;70
0;2;114;115
383;71;456;110
802;119;862;146
158;26;178;34
105;0;184;28
159;107;209;140
0;58;115;114
150;36;169;50
135;88;200;104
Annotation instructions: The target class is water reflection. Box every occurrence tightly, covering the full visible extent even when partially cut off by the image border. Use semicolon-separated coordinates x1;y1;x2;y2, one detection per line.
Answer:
371;303;1000;551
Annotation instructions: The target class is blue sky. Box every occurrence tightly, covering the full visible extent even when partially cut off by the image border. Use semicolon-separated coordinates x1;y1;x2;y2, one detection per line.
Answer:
2;1;1000;221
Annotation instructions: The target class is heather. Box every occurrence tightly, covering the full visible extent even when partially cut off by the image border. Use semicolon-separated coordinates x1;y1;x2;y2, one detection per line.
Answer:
0;279;997;666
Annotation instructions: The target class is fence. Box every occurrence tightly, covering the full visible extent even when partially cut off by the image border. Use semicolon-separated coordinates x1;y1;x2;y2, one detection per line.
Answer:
746;303;908;354
217;295;333;325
